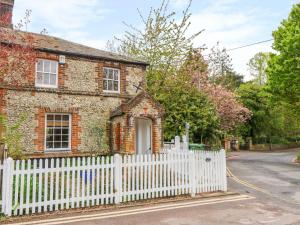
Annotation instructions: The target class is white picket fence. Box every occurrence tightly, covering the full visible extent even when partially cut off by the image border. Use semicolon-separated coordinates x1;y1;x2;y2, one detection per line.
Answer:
0;163;3;206
1;150;226;216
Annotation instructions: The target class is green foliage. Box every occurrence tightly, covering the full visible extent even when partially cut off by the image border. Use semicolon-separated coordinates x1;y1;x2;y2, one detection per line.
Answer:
248;52;270;85
267;3;300;106
0;113;26;160
297;153;300;161
237;82;300;144
159;79;220;143
86;122;109;155
237;82;271;139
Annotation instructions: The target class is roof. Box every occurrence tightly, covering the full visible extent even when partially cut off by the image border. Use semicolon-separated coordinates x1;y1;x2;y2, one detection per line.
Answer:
0;27;148;66
111;91;164;118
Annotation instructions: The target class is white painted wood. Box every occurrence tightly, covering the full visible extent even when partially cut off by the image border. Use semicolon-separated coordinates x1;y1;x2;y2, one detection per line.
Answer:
91;157;95;206
55;158;60;211
44;159;48;212
86;157;91;207
13;160;20;216
0;147;227;216
25;159;31;214
19;160;25;215
49;159;54;211
101;156;105;204
31;159;37;214
71;157;76;208
96;157;100;205
61;158;65;210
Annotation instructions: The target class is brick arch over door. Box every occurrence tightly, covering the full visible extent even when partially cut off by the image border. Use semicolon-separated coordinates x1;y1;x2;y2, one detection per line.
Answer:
110;91;164;154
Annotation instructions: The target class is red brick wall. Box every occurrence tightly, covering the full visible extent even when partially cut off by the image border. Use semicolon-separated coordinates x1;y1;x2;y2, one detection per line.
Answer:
34;107;81;153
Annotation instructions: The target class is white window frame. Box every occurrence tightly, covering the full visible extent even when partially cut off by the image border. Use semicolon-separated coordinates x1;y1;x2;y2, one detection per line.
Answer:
35;59;59;88
103;67;120;93
44;113;72;152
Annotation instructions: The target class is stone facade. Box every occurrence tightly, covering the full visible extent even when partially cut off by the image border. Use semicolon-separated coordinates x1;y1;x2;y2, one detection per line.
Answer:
0;51;164;158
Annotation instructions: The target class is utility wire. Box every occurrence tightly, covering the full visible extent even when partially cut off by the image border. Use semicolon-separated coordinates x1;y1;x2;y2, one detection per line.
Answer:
203;39;274;57
226;39;273;52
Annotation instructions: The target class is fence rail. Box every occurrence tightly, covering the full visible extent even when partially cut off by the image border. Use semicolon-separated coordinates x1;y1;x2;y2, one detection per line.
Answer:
0;150;226;216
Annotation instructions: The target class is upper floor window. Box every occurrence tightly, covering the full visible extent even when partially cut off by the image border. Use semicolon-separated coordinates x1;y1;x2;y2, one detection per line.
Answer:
103;67;120;93
36;59;58;88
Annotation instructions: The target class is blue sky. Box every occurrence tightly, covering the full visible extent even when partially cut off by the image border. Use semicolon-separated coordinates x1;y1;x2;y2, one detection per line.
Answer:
13;0;299;80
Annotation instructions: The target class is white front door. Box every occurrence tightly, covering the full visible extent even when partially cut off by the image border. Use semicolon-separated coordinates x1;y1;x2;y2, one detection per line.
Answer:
136;118;152;154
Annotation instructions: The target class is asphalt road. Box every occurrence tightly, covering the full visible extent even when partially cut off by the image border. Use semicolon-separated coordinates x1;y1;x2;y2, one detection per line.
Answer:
7;150;300;225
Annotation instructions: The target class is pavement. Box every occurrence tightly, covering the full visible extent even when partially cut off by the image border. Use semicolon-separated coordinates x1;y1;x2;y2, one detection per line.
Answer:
5;149;300;225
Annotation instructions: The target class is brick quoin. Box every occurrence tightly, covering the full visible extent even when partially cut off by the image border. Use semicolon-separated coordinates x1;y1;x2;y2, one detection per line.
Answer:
34;107;81;153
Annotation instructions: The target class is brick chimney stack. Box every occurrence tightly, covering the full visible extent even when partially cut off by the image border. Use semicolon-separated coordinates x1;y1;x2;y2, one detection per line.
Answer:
0;0;14;28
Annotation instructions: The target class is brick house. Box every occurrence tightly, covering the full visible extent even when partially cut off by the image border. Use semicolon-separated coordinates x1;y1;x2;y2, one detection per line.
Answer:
0;0;164;158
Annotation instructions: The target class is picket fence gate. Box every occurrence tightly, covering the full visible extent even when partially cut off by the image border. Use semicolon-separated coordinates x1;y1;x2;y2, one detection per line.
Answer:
0;150;227;216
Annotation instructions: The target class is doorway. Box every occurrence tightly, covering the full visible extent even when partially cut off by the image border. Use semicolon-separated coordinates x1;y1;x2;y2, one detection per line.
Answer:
135;118;152;154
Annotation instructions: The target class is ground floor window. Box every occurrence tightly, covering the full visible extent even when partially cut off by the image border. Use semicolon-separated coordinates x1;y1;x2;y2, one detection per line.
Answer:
45;113;71;151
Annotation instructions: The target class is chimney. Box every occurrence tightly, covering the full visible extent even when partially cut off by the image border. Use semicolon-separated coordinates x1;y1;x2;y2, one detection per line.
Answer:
0;0;14;28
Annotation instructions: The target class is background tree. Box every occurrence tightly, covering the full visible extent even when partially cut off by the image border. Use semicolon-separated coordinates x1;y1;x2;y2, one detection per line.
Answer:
110;0;251;144
267;3;300;106
208;43;243;90
186;49;251;132
248;52;270;85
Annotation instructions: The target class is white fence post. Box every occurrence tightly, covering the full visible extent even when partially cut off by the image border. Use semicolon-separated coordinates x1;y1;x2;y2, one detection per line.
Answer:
221;149;227;191
2;158;14;216
189;152;196;197
175;136;180;151
114;154;122;204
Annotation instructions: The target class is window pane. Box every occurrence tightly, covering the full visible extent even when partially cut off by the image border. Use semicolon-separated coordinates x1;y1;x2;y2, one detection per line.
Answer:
46;135;54;142
108;69;113;79
54;129;62;135
55;115;62;121
50;61;57;73
113;70;119;80
54;142;62;149
62;142;69;148
62;115;69;121
108;80;113;90
44;61;50;72
62;128;69;134
103;80;108;90
37;60;43;71
103;68;108;78
36;72;43;84
50;74;56;85
46;128;54;135
62;135;68;142
44;73;50;84
54;135;62;142
114;81;119;91
46;142;53;149
47;115;54;120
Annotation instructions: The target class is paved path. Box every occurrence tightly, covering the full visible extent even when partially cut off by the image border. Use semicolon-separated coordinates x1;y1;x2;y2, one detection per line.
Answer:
7;150;300;225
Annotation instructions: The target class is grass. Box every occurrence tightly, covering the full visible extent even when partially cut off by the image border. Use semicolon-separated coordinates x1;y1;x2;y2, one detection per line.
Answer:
297;153;300;162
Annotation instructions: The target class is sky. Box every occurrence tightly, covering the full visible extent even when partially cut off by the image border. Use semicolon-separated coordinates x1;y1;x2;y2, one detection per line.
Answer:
12;0;299;80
